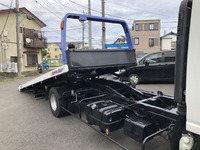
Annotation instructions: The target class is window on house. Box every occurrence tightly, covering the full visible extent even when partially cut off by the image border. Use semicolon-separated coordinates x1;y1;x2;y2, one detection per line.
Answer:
55;55;58;59
171;41;176;50
55;48;60;51
59;54;62;59
27;54;38;66
135;24;139;31
148;23;158;30
149;38;154;47
149;23;154;30
132;25;134;30
135;24;143;31
10;56;17;62
134;37;139;45
149;38;158;47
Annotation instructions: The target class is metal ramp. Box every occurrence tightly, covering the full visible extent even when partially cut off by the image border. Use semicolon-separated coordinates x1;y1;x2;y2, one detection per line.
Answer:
18;48;136;92
18;65;69;91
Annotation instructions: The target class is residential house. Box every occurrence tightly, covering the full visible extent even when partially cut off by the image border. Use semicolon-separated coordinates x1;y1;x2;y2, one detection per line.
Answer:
130;19;161;54
47;43;62;60
0;7;47;72
113;36;126;44
160;31;177;51
47;42;82;60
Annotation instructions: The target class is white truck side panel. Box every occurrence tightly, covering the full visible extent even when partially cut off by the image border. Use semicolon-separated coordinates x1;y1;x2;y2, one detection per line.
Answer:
186;0;200;135
18;65;69;91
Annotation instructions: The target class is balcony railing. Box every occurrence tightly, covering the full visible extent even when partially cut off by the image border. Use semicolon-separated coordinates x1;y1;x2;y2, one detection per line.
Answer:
23;28;47;49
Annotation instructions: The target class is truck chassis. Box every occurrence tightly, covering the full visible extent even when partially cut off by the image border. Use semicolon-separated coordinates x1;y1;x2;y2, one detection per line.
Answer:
21;74;177;150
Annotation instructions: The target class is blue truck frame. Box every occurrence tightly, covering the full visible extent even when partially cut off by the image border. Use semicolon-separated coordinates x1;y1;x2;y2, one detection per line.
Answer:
60;13;134;65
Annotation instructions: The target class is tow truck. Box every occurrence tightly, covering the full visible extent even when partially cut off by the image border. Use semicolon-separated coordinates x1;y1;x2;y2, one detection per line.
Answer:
18;0;200;149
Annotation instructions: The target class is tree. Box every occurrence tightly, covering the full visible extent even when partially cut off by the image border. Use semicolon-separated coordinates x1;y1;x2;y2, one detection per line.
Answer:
41;49;48;58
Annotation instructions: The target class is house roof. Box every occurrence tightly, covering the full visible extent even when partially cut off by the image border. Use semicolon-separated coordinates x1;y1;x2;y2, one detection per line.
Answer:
0;7;46;27
134;19;160;23
113;35;126;44
113;38;125;44
161;31;177;38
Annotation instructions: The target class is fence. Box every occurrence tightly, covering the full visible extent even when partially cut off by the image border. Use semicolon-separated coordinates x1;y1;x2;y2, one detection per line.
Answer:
1;62;17;73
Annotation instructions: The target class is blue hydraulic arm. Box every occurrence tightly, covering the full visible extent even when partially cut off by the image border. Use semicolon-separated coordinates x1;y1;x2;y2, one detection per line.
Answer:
60;13;134;65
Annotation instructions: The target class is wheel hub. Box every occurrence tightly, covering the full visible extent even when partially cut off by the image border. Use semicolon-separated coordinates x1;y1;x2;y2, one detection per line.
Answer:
129;75;139;84
50;93;57;111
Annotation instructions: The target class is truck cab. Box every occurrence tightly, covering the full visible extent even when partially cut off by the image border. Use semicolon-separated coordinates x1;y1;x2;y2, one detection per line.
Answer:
172;0;200;149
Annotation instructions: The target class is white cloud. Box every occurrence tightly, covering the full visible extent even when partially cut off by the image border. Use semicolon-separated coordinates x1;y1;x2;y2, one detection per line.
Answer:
0;0;182;47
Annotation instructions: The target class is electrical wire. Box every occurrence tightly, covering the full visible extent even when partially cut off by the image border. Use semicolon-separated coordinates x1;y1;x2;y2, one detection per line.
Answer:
66;0;83;13
69;0;178;27
51;0;83;27
0;3;10;8
35;0;83;32
35;0;61;19
107;0;178;18
0;0;14;37
69;0;134;21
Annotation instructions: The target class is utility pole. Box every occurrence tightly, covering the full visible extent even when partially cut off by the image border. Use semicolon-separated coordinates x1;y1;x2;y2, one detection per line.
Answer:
88;0;92;49
102;0;105;49
16;0;21;76
82;21;85;49
0;33;2;72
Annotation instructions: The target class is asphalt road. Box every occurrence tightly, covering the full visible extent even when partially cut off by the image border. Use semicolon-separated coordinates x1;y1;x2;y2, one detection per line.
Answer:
0;77;174;150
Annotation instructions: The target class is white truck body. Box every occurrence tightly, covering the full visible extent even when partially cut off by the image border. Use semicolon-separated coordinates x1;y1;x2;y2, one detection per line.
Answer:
186;0;200;135
18;65;69;91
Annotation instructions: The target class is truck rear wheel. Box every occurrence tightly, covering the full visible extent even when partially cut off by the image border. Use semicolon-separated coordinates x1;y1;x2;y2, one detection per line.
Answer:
49;87;67;117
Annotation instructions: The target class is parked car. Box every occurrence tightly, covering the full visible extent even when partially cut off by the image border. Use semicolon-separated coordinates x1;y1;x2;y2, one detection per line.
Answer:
120;51;176;84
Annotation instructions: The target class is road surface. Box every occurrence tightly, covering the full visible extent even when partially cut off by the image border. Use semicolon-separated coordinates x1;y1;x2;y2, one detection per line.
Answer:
0;77;173;150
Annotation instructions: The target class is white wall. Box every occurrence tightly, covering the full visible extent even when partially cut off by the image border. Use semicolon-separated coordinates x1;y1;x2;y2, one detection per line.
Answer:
161;38;172;50
161;34;177;50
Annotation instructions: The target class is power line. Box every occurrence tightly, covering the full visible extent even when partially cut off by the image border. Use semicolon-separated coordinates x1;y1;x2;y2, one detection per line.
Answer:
0;0;14;37
50;0;83;27
0;3;10;8
35;0;83;32
69;0;134;21
53;0;71;13
69;0;178;24
66;0;83;12
43;26;82;32
107;0;177;18
35;0;61;19
43;26;82;42
40;0;77;28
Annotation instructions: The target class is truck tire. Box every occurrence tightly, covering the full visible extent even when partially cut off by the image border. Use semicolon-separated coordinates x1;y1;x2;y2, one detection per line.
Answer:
49;87;67;117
